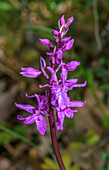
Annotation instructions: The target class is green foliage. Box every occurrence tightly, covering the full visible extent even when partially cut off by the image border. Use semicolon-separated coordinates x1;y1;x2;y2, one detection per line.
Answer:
100;151;109;170
69;142;83;151
69;130;100;151
98;84;109;91
0;132;14;145
14;125;28;137
85;0;93;7
40;152;80;170
28;25;54;40
0;2;16;11
86;68;94;88
40;157;58;170
85;130;100;146
66;117;74;127
103;93;108;106
102;115;109;130
0;123;36;147
103;0;109;11
87;134;100;146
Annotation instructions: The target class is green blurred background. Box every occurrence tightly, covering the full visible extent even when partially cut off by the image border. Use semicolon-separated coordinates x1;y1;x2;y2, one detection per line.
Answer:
0;0;109;169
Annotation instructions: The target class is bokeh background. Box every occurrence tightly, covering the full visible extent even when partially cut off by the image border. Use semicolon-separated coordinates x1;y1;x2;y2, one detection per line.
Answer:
0;0;109;170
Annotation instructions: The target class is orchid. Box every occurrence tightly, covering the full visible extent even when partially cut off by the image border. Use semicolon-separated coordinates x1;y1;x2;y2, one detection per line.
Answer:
15;15;86;169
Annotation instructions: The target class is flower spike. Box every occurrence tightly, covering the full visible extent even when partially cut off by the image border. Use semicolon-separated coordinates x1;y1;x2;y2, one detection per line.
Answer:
15;15;86;169
16;15;86;133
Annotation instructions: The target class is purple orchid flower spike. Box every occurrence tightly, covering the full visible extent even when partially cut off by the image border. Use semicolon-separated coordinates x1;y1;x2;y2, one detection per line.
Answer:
15;15;86;170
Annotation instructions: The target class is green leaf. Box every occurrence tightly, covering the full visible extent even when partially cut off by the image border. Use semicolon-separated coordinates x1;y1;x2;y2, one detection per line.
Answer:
102;115;109;130
87;135;100;146
62;152;71;169
40;153;80;170
0;124;36;147
66;117;74;127
27;25;54;40
100;164;108;170
95;68;107;78
103;93;108;106
0;2;15;11
86;69;94;88
40;157;57;169
14;125;28;137
98;57;107;66
98;84;109;91
71;164;80;170
101;151;108;161
85;130;100;146
0;132;14;145
85;0;93;7
85;130;95;139
69;142;83;151
103;0;109;11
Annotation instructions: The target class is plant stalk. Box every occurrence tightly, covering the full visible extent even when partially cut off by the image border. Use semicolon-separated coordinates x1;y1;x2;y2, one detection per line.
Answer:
48;92;66;170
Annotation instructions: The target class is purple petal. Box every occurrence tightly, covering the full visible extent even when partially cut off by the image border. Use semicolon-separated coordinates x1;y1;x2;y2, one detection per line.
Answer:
52;30;59;36
61;36;71;44
39;39;53;48
15;103;35;114
47;67;58;83
72;81;87;88
58;92;70;109
62;39;74;52
40;57;49;79
64;108;77;118
20;67;41;78
64;79;78;90
68;101;86;107
65;79;78;85
36;115;47;136
61;28;69;38
25;93;36;98
56;49;63;59
60;67;68;83
17;115;25;120
56;110;65;130
66;16;74;27
49;64;62;84
65;61;80;71
40;56;46;69
39;84;51;88
46;52;53;56
34;94;41;112
39;94;48;103
23;115;37;125
58;15;65;28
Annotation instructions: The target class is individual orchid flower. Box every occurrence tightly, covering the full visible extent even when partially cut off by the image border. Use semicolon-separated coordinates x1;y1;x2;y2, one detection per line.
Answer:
20;57;49;79
15;94;48;136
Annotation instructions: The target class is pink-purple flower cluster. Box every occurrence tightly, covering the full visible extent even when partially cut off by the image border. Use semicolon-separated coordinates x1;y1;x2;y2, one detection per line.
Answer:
15;15;86;136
